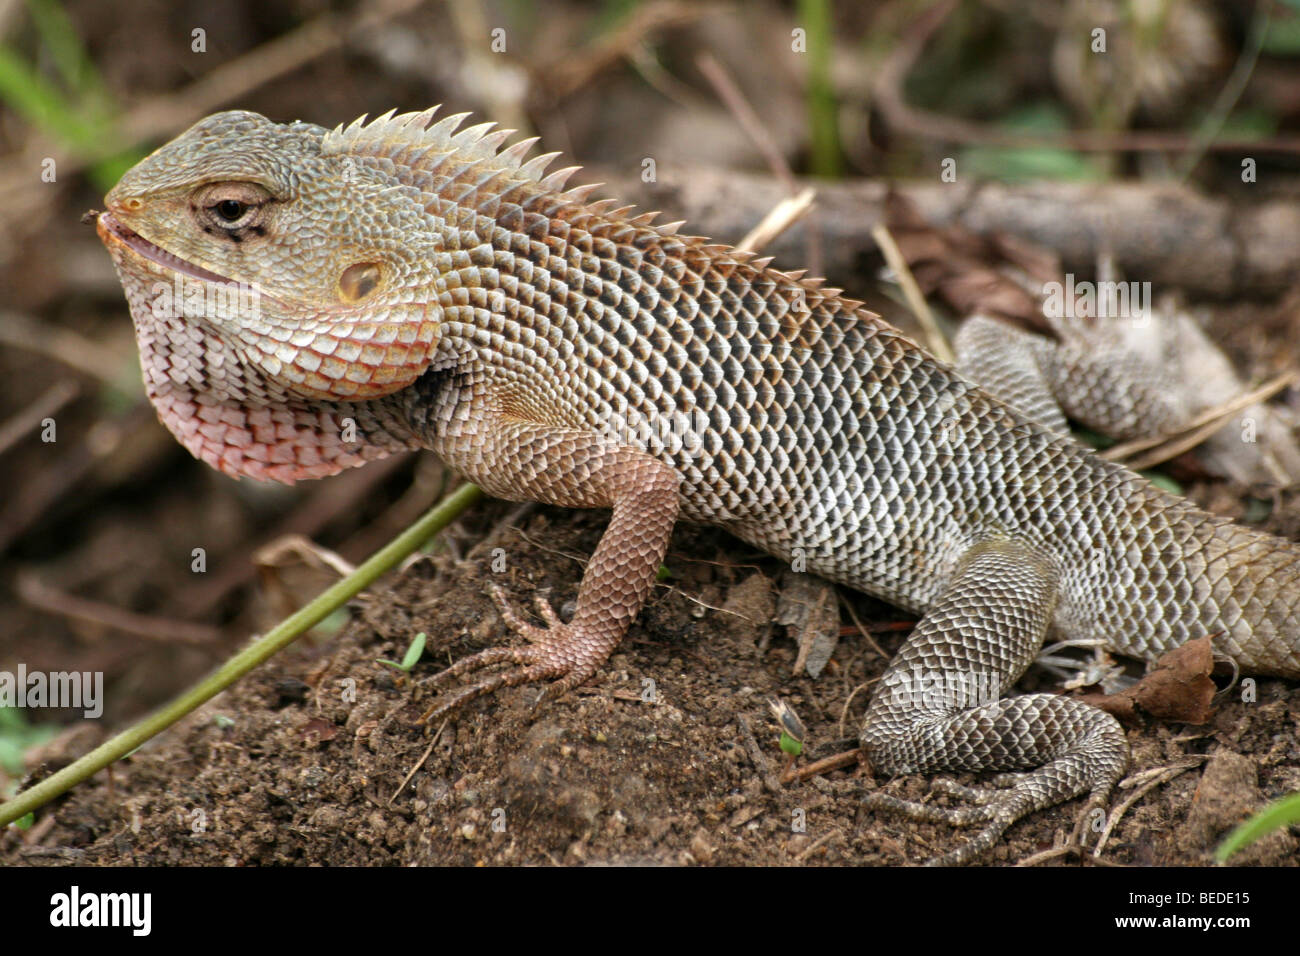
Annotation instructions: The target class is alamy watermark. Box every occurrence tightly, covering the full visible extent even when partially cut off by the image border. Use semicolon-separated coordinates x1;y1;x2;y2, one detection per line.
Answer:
0;664;103;719
881;666;1000;712
1042;273;1150;323
603;407;711;459
150;275;260;321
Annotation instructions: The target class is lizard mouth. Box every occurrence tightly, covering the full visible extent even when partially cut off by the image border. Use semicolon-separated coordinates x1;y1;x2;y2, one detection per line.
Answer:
97;212;233;285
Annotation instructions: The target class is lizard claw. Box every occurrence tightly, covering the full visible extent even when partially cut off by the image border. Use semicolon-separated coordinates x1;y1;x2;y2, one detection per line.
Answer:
487;582;565;641
864;774;1114;866
417;585;601;724
863;784;1034;866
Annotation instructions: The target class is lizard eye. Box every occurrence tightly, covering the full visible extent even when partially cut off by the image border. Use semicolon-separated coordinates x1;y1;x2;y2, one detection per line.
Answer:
215;199;247;222
193;182;271;234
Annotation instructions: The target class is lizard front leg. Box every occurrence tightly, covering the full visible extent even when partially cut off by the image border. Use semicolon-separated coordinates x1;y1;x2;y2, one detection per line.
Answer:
859;539;1129;865
422;415;680;722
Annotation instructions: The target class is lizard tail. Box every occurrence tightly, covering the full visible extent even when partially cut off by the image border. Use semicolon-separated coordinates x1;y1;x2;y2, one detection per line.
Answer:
1100;479;1300;678
1186;509;1300;678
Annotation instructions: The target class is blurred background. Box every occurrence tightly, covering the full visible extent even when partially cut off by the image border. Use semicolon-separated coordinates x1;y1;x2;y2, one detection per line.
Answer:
1;0;1299;774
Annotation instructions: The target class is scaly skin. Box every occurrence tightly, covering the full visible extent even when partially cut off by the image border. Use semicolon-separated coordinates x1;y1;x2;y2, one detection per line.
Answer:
98;109;1300;864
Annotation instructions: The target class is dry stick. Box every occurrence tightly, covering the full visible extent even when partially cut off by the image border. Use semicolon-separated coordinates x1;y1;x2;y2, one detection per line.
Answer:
1100;373;1296;469
793;827;843;862
15;571;222;646
0;482;484;829
736;188;815;254
871;223;954;363
0;380;79;457
390;718;449;804
837;590;891;661
1092;758;1207;858
697;53;798;193
0;403;157;555
782;747;861;784
696;52;823;278
175;451;413;616
1016;843;1080;867
0;311;132;387
546;0;706;99
874;0;1300;155
1175;0;1272;180
737;714;783;795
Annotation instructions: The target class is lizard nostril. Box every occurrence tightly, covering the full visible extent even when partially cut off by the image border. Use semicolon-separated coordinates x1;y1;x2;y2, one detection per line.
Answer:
339;262;381;302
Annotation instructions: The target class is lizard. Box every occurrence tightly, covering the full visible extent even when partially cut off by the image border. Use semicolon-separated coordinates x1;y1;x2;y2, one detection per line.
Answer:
95;108;1300;865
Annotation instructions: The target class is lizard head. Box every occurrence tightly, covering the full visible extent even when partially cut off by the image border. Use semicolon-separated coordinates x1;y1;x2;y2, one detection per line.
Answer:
99;109;443;405
97;109;461;481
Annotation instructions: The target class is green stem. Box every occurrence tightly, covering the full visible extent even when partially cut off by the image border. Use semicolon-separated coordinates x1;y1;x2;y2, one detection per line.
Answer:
799;0;841;178
0;482;484;828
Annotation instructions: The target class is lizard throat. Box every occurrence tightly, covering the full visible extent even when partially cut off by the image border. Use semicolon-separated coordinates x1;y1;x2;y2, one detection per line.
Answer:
97;212;233;285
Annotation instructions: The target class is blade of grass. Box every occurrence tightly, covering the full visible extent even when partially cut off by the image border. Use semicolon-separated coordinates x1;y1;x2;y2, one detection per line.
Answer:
798;0;842;178
25;0;107;101
0;47;92;144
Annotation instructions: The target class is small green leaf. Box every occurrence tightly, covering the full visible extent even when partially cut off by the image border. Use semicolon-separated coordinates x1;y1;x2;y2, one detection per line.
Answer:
12;812;34;830
779;732;803;757
378;632;427;672
401;632;427;670
655;564;673;582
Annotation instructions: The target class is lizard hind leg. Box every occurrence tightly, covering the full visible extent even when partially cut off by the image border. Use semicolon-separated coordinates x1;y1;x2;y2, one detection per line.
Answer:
859;539;1128;865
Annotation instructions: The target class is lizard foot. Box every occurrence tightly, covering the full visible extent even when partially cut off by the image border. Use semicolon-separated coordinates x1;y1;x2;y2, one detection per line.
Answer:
418;584;605;724
863;771;1115;866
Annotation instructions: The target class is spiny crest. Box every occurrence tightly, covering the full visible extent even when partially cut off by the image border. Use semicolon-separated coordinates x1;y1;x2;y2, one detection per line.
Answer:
320;106;568;187
317;107;700;243
315;107;853;310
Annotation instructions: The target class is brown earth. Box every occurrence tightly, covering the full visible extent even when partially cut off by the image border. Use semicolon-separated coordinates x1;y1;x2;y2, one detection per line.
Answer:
5;486;1299;867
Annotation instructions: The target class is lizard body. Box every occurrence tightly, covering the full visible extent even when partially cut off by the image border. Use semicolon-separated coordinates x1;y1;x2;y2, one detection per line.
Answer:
98;109;1300;863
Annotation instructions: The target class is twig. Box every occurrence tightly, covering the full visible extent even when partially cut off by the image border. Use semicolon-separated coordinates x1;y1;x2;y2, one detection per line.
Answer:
542;0;705;99
1176;1;1272;179
1100;373;1296;469
837;588;891;661
736;188;815;253
16;569;222;646
781;746;861;784
1016;842;1080;867
696;51;822;278
871;222;953;362
1092;757;1207;858
174;452;412;616
793;827;843;861
0;311;132;387
696;53;797;191
389;719;448;804
0;0;427;227
0;380;78;456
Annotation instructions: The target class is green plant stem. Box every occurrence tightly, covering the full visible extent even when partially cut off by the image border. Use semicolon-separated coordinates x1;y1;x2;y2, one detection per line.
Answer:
798;0;841;178
0;482;484;828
